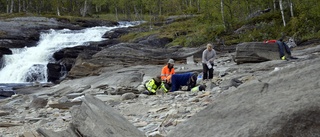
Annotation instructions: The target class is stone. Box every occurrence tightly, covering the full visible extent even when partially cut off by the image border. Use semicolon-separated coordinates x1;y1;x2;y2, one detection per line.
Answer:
38;95;145;137
121;92;137;101
48;101;82;109
58;96;69;103
148;107;168;113
234;42;288;64
133;121;148;127
66;93;84;99
94;94;121;102
0;110;10;116
0;122;22;127
29;97;48;109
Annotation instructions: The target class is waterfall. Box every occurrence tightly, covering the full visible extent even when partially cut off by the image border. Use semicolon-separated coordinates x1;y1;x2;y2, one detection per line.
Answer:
0;22;139;83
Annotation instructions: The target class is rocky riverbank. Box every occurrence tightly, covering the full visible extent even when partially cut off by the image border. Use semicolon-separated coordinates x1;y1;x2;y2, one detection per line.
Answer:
1;16;320;137
0;44;319;136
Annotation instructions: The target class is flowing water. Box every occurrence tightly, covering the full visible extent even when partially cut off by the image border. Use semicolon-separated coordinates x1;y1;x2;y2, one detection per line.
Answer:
0;22;139;83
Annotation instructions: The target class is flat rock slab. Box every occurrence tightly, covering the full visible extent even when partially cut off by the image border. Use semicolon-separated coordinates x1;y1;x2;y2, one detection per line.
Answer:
168;57;320;137
234;42;288;64
38;95;145;137
48;101;82;109
0;110;10;116
0;122;22;127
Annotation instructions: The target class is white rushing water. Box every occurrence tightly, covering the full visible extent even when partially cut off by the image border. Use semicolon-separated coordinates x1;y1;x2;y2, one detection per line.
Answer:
0;22;139;83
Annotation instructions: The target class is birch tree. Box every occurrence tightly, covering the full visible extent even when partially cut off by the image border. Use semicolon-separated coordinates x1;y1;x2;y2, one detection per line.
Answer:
10;0;14;13
80;0;88;17
221;0;226;30
289;0;294;17
6;0;9;13
279;0;286;26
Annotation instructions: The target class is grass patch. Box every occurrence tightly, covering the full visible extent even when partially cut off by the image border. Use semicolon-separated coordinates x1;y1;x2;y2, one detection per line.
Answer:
120;29;160;42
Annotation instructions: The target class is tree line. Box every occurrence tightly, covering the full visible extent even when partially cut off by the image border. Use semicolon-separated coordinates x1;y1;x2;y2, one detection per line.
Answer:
1;0;319;40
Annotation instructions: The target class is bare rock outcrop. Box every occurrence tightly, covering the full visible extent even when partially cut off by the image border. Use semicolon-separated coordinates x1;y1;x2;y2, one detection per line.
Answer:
168;57;320;137
234;42;287;64
66;43;204;78
37;95;145;137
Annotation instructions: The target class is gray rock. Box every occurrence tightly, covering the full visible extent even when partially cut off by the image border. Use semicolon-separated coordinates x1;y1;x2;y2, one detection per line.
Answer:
168;57;320;137
121;93;137;101
234;42;288;64
29;97;48;109
58;96;69;103
43;95;144;137
94;94;121;102
0;110;10;116
66;93;84;99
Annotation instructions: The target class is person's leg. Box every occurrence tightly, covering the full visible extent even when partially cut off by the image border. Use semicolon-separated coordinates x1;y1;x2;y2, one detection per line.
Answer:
277;41;285;59
283;43;292;56
208;64;214;79
202;63;208;80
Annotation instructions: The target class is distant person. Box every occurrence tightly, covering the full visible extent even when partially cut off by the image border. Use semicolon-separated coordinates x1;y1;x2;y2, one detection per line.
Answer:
202;43;216;81
170;72;200;92
161;59;175;88
276;38;298;60
143;76;168;95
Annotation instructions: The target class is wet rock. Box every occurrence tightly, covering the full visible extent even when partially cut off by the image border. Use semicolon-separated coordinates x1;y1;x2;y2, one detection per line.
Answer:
102;28;129;39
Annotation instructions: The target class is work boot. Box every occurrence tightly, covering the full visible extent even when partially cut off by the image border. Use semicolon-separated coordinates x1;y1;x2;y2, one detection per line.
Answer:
281;56;289;61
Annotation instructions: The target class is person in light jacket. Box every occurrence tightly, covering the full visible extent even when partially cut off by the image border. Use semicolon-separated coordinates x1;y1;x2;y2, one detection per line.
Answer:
202;43;216;80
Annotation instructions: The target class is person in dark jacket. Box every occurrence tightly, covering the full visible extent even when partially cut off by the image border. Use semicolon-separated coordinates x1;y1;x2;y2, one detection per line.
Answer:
276;38;298;60
170;72;198;92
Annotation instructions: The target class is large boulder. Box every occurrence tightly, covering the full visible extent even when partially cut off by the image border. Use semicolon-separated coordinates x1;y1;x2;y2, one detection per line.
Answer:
37;95;145;137
234;42;287;64
168;57;320;137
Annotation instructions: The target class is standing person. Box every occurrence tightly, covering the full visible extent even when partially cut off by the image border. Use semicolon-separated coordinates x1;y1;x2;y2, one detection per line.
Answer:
202;43;216;81
161;59;175;88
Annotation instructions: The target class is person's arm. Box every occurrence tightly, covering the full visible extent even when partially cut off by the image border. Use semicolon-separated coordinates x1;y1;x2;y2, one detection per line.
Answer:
202;50;208;63
160;82;168;93
172;68;175;74
209;50;216;62
161;66;167;81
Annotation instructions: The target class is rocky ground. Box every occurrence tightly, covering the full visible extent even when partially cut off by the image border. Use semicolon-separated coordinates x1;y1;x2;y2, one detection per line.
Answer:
0;43;319;137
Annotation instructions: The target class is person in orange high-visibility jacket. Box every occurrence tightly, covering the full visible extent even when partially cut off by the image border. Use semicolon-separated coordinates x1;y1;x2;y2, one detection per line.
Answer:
161;59;175;84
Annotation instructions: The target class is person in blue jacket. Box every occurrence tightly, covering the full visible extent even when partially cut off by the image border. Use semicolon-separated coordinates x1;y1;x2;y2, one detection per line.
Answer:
170;72;198;92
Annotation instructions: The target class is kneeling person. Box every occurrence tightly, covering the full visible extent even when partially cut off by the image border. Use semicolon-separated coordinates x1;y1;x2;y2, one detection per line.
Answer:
144;76;168;95
170;72;199;92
